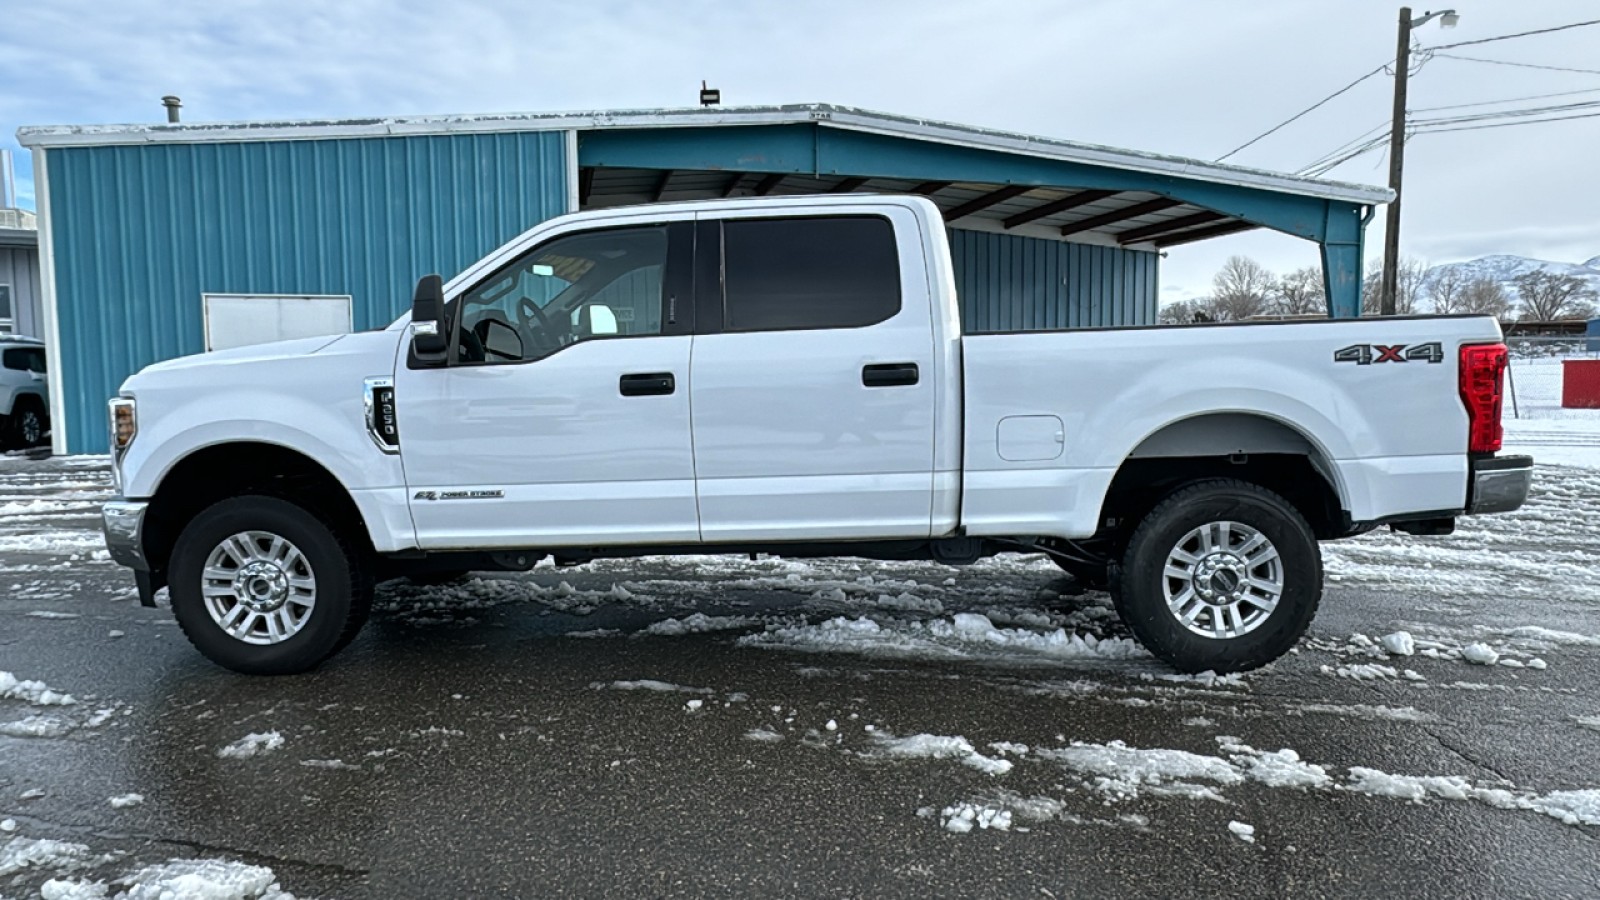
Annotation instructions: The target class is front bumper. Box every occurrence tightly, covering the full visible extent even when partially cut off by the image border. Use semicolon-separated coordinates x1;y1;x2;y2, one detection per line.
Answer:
102;500;150;570
1467;454;1533;515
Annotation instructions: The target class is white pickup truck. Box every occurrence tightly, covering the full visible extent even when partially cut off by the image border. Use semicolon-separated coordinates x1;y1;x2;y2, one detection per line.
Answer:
101;194;1531;676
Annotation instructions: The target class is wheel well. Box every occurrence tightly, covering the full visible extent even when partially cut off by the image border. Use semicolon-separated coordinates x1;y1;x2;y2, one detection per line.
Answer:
143;442;371;575
1099;453;1347;543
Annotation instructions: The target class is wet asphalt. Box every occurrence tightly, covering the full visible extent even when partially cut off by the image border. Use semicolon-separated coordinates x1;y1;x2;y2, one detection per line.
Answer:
2;458;1599;899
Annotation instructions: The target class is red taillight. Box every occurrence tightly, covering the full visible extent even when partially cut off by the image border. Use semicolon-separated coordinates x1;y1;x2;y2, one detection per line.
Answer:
1459;343;1507;454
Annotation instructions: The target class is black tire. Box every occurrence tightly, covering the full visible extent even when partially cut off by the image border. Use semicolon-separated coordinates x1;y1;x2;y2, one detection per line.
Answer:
168;496;372;675
4;399;47;449
1115;479;1321;674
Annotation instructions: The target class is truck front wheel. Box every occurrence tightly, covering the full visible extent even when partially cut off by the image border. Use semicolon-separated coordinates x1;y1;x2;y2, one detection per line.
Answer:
168;496;372;675
1115;479;1321;674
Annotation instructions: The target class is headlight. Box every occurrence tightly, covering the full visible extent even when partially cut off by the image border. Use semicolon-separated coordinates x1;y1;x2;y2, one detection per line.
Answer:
109;397;137;458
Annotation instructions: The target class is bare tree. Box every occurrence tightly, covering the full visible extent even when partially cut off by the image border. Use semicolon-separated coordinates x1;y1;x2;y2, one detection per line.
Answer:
1457;278;1513;320
1159;298;1219;325
1428;267;1466;314
1511;270;1599;322
1211;256;1276;321
1272;266;1326;316
1361;257;1426;316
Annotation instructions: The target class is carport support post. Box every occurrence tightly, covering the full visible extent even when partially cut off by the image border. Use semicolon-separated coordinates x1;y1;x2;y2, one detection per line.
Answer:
1321;202;1367;318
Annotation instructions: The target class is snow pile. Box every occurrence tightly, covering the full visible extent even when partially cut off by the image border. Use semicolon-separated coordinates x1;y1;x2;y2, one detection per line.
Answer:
299;759;360;771
1380;631;1415;656
0;671;77;706
107;793;144;809
870;732;1014;775
0;835;100;878
1461;643;1500;666
1320;663;1424;682
216;732;285;759
1228;821;1256;843
1293;703;1434;723
1574;716;1600;733
1223;742;1332;790
597;680;713;695
643;613;759;636
1038;740;1241;801
122;858;298;900
941;803;1011;833
738;613;1146;665
1345;768;1600;826
744;727;784;743
0;714;74;738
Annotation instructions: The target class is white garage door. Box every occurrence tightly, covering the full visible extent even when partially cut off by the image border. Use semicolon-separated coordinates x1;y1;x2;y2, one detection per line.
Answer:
203;294;353;352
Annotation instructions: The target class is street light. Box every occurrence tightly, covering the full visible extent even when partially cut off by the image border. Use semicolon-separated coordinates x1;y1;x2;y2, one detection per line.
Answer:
1379;7;1457;316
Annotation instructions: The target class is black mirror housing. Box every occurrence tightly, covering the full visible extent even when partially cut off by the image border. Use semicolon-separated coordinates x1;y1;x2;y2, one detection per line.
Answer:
411;274;448;363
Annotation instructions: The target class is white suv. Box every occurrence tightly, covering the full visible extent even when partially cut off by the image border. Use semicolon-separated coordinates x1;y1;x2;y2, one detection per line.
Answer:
0;336;49;450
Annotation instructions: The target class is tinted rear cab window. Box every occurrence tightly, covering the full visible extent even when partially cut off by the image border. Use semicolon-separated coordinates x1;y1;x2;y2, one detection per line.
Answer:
721;216;900;332
2;348;44;373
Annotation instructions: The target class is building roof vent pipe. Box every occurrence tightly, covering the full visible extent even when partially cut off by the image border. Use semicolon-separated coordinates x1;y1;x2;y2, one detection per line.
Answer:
161;95;182;123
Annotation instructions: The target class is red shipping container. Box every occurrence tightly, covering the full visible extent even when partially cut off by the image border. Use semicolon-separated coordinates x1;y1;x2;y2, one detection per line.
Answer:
1563;359;1600;409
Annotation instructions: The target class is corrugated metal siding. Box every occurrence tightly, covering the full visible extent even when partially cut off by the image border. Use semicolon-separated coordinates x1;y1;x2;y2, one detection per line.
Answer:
0;246;43;338
948;228;1157;333
47;132;570;452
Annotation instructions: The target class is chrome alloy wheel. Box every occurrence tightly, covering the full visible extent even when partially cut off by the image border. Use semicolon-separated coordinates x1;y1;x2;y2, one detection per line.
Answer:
200;531;317;645
1161;520;1283;639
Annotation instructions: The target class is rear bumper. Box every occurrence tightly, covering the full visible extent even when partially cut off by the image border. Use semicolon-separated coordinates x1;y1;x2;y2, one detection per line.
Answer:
102;500;150;570
1467;454;1533;515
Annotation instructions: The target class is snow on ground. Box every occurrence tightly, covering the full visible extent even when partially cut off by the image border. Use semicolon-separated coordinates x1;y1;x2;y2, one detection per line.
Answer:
738;612;1146;666
1503;358;1600;469
39;858;300;900
107;794;144;809
596;679;714;695
0;671;77;706
869;731;1014;776
215;732;285;759
1228;821;1256;844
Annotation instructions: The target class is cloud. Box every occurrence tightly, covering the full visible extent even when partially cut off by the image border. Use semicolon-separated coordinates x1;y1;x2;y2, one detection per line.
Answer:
2;0;1597;278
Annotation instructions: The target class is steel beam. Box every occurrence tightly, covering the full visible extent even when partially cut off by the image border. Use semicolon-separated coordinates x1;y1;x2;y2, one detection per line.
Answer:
1059;198;1182;237
752;173;785;195
651;170;674;203
1002;189;1118;229
1152;220;1259;247
578;167;595;207
941;185;1032;222
1115;210;1226;244
832;176;869;193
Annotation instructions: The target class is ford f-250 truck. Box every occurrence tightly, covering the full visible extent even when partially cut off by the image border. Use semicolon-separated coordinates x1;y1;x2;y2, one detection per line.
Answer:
101;195;1532;676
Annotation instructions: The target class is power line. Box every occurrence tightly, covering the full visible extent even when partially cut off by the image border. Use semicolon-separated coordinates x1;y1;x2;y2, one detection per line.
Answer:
1416;109;1600;134
1413;99;1600;128
1433;51;1600;77
1214;62;1390;162
1426;18;1600;51
1412;85;1600;113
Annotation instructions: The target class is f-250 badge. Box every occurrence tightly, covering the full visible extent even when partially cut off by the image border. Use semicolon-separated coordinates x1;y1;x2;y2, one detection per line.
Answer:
1333;342;1444;365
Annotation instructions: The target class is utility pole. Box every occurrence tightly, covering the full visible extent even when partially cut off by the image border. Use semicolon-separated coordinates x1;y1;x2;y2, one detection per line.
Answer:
1380;7;1457;316
1379;8;1413;316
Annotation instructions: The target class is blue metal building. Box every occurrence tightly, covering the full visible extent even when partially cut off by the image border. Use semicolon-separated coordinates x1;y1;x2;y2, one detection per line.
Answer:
17;104;1389;454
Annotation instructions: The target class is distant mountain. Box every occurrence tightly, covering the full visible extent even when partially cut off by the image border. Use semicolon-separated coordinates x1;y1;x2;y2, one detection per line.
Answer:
1421;254;1600;300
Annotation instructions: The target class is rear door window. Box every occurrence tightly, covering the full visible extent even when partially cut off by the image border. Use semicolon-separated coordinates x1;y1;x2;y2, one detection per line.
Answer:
720;216;900;332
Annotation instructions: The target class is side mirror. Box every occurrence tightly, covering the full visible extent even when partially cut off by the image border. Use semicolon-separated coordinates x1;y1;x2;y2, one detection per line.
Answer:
411;274;448;362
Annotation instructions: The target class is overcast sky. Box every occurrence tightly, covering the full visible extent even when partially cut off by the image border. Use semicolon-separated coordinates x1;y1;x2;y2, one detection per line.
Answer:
3;0;1597;301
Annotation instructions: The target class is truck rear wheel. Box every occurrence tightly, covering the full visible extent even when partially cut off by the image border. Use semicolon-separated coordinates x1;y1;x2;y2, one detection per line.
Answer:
168;496;372;675
1115;479;1320;674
